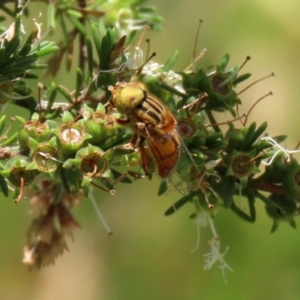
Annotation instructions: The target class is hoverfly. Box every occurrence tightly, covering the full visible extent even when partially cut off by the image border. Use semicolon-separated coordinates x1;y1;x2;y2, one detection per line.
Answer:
109;81;181;179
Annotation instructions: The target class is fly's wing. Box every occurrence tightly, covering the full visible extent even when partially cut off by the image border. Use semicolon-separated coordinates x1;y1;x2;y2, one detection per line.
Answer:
167;145;202;194
146;125;203;193
145;126;180;178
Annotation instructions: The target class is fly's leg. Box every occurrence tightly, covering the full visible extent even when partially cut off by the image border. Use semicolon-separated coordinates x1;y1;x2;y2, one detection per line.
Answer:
106;133;151;192
138;136;152;179
121;132;152;179
129;133;138;149
118;132;139;151
115;118;130;126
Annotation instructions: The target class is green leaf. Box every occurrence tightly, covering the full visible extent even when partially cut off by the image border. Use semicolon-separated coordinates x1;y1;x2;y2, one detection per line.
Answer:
248;121;268;148
35;46;59;57
67;14;87;36
45;106;63;120
47;2;56;29
19;73;38;79
270;221;279;233
100;34;111;70
14;14;22;37
82;176;92;187
58;13;68;45
1;56;37;72
272;135;287;144
218;53;230;72
75;68;83;99
57;85;73;103
289;219;297;229
29;63;48;69
0;132;18;147
53;183;63;204
158;82;186;98
91;23;102;63
164;192;196;216
0;115;6;135
60;167;71;194
86;37;93;79
162;50;179;72
18;34;34;57
212;175;235;208
124;30;137;47
157;180;168;196
45;82;58;115
243;122;256;149
1;36;20;62
230;197;256;223
233;73;251;85
0;174;8;197
13;87;37;114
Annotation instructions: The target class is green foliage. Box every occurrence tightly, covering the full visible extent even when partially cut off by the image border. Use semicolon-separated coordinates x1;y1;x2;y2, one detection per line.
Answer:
0;0;299;270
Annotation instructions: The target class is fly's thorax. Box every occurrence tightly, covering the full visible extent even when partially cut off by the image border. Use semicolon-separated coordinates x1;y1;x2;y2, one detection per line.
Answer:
109;82;147;114
132;92;177;132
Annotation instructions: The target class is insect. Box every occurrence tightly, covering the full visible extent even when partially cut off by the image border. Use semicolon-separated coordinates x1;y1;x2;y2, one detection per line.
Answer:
109;81;181;178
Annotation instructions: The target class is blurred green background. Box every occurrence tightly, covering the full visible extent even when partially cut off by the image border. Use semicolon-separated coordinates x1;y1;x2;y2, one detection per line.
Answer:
1;0;300;299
